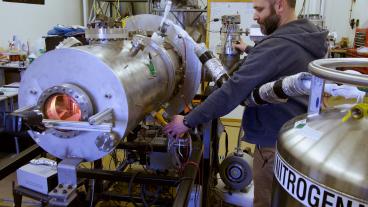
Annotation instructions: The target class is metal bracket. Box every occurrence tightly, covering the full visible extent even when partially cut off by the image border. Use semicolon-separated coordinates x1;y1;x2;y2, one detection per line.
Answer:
11;104;38;117
49;158;83;206
43;119;112;132
88;108;113;125
307;76;325;118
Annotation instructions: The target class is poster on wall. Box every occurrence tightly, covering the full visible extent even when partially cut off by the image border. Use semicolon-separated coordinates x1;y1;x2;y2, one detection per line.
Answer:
3;0;44;4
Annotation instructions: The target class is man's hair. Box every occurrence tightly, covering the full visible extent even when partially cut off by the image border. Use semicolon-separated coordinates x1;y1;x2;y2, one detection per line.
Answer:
269;0;296;8
286;0;296;8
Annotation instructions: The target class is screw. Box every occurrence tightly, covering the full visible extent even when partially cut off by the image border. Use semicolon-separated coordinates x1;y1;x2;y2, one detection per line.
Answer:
105;94;112;99
178;34;182;39
62;189;68;194
53;189;58;193
58;184;63;188
30;90;37;95
67;185;73;189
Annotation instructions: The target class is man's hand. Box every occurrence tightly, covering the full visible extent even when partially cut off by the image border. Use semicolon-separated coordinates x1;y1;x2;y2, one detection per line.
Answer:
233;39;247;54
163;115;189;138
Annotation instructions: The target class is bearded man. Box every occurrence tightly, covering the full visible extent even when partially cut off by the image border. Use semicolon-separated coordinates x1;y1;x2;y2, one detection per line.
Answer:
164;0;328;206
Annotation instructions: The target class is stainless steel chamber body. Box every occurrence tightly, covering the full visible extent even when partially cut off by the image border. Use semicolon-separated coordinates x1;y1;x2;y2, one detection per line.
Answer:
272;58;368;206
18;14;201;161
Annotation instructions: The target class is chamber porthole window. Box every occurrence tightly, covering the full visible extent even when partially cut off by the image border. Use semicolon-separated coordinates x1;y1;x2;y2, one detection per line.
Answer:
44;93;82;121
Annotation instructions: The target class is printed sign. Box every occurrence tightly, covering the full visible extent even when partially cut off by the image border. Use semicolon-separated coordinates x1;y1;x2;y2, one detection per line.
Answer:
274;152;367;207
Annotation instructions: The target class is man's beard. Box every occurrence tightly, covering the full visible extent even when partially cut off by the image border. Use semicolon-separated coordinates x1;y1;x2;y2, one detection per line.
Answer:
260;8;281;35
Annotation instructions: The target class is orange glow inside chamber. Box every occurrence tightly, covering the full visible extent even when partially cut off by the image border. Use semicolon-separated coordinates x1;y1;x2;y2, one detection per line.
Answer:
44;93;82;121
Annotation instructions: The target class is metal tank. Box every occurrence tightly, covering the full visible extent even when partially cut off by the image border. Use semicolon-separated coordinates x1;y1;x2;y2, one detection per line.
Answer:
272;58;368;206
217;15;242;71
17;14;201;161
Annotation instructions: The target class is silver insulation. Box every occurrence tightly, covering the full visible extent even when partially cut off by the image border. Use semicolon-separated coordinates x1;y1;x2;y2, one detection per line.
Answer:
245;72;311;106
282;72;312;96
245;72;366;106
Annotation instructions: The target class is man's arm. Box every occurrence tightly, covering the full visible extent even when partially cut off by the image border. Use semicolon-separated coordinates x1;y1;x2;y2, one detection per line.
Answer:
165;39;285;137
233;39;253;54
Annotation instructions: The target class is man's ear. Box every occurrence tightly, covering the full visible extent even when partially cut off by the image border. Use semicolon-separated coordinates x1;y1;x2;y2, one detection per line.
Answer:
274;0;284;14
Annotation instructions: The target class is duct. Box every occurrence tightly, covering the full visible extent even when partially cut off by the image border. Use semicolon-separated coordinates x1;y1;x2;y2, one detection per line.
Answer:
195;43;229;87
244;72;366;107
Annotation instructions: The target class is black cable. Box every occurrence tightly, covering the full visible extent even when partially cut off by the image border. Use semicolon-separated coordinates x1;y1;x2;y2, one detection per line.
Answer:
128;172;140;207
211;120;220;175
224;129;229;157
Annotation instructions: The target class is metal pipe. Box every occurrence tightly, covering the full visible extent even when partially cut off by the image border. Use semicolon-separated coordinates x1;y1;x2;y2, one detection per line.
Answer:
83;0;88;27
173;141;203;206
309;58;368;87
77;169;179;186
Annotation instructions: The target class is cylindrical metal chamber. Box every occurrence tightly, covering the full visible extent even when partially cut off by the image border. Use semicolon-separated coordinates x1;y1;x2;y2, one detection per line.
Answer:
271;58;368;207
217;15;242;71
19;15;200;161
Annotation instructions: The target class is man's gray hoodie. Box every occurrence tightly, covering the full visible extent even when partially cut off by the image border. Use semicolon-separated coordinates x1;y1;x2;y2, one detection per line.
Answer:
185;19;328;147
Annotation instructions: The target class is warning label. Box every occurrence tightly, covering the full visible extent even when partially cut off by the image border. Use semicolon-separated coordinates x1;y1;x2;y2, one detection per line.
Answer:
274;152;367;207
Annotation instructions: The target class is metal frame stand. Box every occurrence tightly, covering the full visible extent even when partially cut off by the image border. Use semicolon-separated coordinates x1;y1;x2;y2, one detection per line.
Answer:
9;141;204;207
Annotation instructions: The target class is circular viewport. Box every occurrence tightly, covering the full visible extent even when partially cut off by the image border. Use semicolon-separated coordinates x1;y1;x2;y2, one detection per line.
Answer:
44;93;82;121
